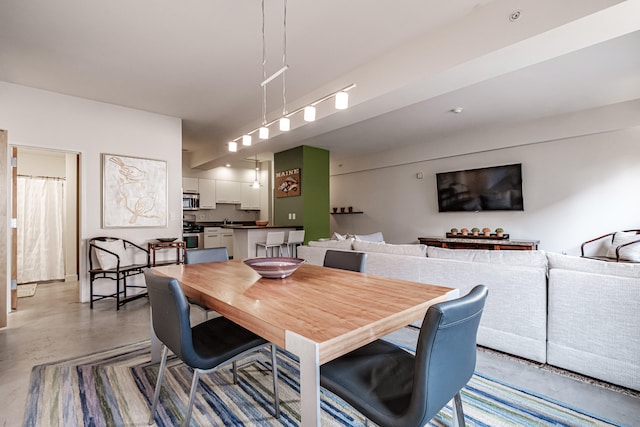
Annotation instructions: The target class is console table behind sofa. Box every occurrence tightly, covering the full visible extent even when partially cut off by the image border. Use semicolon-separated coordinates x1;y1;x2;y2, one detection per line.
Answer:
418;236;539;250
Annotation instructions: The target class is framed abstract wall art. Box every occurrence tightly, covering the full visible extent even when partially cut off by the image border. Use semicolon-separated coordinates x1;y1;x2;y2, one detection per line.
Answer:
102;153;167;228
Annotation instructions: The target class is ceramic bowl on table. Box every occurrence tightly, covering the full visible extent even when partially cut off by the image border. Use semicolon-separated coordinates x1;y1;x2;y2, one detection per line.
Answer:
255;220;269;227
244;257;305;279
156;237;177;242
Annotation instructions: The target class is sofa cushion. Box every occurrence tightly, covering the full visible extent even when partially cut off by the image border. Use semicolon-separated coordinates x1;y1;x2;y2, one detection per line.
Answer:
308;239;353;250
354;232;384;242
547;252;640;279
93;239;133;270
606;231;640;261
352;240;426;257
427;246;548;269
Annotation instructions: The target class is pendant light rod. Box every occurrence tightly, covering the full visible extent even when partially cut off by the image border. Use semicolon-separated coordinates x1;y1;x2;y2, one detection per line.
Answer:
261;65;289;87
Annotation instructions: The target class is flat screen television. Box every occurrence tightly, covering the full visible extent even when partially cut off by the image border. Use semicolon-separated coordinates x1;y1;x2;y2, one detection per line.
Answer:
436;163;523;212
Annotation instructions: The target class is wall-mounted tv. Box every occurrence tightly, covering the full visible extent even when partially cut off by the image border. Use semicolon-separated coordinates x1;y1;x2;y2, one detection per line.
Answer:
436;163;523;212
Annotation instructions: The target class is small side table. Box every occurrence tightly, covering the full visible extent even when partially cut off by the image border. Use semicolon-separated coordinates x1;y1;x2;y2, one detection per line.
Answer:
148;241;185;266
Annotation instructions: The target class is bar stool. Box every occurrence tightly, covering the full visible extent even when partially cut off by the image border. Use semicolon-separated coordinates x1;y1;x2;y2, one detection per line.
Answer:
283;230;305;257
255;231;285;257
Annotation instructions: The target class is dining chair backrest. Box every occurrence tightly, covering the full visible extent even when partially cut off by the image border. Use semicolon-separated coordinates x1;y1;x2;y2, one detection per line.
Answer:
409;284;488;425
184;247;229;264
323;249;367;272
266;231;285;246
144;269;195;365
287;230;306;244
319;285;488;427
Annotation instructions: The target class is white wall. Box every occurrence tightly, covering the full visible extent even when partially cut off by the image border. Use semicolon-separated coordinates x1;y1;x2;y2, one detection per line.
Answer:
329;101;640;254
1;81;182;303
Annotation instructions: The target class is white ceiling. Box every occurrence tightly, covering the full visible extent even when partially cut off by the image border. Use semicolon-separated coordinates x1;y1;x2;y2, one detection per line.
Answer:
1;0;639;170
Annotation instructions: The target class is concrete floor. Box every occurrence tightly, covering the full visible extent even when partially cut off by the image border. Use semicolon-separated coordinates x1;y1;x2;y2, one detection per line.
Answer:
1;281;639;426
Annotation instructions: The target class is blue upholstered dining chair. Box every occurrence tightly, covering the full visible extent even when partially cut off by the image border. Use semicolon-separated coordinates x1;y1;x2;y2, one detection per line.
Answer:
320;285;488;427
323;249;368;272
183;247;228;320
144;269;280;426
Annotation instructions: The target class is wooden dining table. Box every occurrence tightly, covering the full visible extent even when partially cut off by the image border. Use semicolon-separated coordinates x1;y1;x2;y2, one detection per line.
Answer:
151;259;457;427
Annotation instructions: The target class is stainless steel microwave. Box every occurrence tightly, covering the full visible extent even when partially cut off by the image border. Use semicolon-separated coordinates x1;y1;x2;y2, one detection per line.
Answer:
183;193;200;210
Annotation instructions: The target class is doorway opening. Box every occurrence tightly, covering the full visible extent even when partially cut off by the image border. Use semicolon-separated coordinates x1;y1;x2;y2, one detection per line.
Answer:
11;146;79;310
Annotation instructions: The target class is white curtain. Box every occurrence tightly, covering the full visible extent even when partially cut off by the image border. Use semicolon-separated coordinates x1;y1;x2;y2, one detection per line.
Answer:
17;177;65;283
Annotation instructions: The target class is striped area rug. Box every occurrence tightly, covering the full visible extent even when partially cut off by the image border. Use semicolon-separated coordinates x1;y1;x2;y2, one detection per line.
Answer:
24;340;619;427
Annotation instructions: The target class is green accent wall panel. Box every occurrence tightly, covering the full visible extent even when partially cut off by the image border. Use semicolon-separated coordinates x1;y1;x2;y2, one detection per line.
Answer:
274;145;329;243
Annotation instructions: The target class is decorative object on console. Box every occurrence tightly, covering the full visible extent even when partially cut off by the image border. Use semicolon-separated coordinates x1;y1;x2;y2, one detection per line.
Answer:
461;228;469;236
496;228;504;237
445;232;510;240
450;228;458;236
482;227;491;237
471;227;480;236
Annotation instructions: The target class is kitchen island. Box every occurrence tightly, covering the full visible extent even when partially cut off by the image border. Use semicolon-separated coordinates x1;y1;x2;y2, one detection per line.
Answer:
227;225;301;258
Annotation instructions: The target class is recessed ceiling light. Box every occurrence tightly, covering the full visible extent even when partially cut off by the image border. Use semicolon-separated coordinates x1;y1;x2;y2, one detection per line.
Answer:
451;107;464;114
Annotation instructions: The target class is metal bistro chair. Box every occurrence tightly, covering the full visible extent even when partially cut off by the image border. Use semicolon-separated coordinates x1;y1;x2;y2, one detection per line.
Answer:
184;247;229;320
88;237;150;310
283;229;305;257
323;249;368;273
320;285;488;427
144;269;280;427
255;231;285;257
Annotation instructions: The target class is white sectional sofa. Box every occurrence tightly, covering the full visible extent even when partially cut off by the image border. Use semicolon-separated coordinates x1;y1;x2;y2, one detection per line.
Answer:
297;239;640;391
546;252;640;391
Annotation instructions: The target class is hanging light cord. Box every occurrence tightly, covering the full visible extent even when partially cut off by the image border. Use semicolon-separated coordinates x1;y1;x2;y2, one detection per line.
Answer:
281;0;287;116
261;0;267;126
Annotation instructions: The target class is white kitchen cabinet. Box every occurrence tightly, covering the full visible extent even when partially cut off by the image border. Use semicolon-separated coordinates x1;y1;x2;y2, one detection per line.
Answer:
182;177;199;193
240;184;260;210
221;230;234;258
198;178;216;209
215;180;242;204
204;227;222;248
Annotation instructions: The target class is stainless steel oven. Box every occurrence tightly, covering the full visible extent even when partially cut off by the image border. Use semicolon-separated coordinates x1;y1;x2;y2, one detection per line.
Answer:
183;232;203;249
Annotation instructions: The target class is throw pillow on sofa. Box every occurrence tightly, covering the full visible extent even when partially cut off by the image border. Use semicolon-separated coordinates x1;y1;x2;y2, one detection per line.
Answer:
354;231;384;242
606;231;640;262
353;240;427;257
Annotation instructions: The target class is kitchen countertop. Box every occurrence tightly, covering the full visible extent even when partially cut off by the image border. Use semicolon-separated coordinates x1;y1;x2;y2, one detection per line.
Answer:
196;222;302;230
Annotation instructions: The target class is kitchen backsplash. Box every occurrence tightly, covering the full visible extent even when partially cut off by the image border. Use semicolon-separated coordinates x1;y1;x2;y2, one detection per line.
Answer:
194;203;260;223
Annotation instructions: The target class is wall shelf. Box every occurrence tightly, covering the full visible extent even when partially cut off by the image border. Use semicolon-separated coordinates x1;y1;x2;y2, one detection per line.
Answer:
330;211;364;215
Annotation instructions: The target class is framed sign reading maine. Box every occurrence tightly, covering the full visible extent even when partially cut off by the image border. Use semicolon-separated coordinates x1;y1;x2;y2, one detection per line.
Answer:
102;153;168;228
275;168;301;198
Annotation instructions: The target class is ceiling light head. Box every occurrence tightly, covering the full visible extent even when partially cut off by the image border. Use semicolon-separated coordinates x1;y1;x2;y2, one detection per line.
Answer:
451;107;464;114
279;117;290;131
242;134;252;146
252;180;261;189
259;126;269;139
303;106;316;122
335;91;349;110
228;141;238;152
